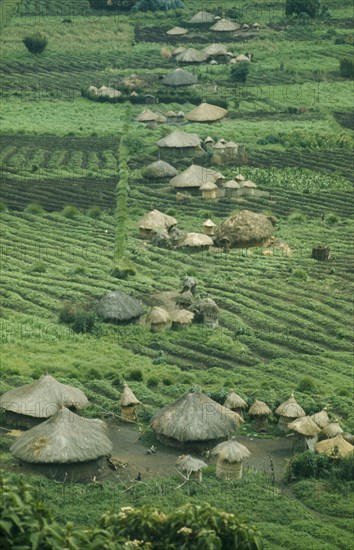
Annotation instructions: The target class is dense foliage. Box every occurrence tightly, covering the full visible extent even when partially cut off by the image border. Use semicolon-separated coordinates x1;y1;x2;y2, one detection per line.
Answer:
23;33;48;54
287;451;354;481
131;0;184;13
230;63;250;84
285;0;322;18
340;58;354;79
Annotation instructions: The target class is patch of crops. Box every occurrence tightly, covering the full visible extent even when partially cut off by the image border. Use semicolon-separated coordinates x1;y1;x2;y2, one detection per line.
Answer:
333;111;354;130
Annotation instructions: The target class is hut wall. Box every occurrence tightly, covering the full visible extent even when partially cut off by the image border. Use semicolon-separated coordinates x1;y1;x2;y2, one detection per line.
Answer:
278;415;294;432
121;405;138;422
252;416;268;431
232;407;244;418
156;433;223;451
189;470;202;481
18;457;107;483
216;460;243;480
292;433;308;453
202;190;217;199
4;411;46;429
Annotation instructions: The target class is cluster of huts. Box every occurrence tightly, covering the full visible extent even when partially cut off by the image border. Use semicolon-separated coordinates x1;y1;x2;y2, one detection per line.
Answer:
137;102;230;127
170;43;252;66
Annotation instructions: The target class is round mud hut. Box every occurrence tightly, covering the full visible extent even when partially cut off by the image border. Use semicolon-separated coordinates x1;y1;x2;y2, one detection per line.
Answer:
203;43;229;61
203;219;217;236
189;11;215;24
190;297;219;328
146;306;172;332
175;48;208;64
288;416;320;453
170;164;222;191
171;309;194;329
142;160;178;180
224;391;247;417
211;437;250;480
10;407;112;482
186;103;228;123
310;407;330;429
275;394;305;432
138;209;177;238
161;68;197;87
151;391;243;450
210;18;241;34
156;130;203;159
120;384;141;422
215;210;274;249
315;435;353;459
200;181;218;199
248;400;272;431
166;26;188;36
321;420;343;438
182;233;214;251
0;374;88;428
137;109;160;123
96;290;144;324
175;454;208;481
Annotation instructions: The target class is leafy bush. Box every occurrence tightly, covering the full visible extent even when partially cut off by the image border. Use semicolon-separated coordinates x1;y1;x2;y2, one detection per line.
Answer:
25;203;44;215
87;206;103;219
147;376;159;388
325;212;339;225
297;376;317;393
162;376;173;386
59;301;96;334
127;368;143;381
291;269;308;281
287;451;332;480
230;62;250;84
288;211;306;224
29;262;46;273
111;261;137;280
62;205;80;219
23;33;48;54
0;200;8;212
339;58;354;78
131;0;185;13
285;0;321;18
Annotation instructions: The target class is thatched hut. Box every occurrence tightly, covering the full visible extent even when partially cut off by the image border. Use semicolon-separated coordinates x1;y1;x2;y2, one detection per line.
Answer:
222;180;242;197
186;103;228;123
138;209;177;238
315;435;353;459
200;181;218;199
190;297;219;328
275;394;305;432
189;11;215;24
120;384;141;422
242;180;257;195
151;391;243;449
215;210;274;249
142;160;177;180
288;416;320;452
176;290;194;308
235;54;251;63
204;136;215;148
252;22;261;31
322;421;343;438
203;219;216;236
0;375;88;428
156;130;203;158
170;164;221;191
182;232;214;250
96;290;144;324
146;307;172;332
242;23;250;30
248;400;272;431
137;109;160;123
235;173;245;182
97;86;121;98
203;43;229;62
10;407;112;482
175;454;208;481
211;437;250;480
210;18;241;34
310;407;330;429
224;391;247;417
223;141;238;161
176;48;208;64
166;27;188;36
172;46;186;57
171;309;194;329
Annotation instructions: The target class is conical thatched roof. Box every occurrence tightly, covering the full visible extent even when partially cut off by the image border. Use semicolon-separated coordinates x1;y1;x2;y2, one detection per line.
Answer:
0;375;88;418
146;306;171;325
275;395;305;419
203;43;228;58
170;164;221;188
310;408;330;429
143;160;178;180
288;416;320;437
322;421;343;438
200;181;217;191
248;400;271;417
224;391;247;410
172;46;186;57
225;140;238;149
137;109;159;122
223;179;241;189
211;437;250;463
215;210;274;248
161;68;198;87
156;130;201;149
176;48;208;63
213;140;225;150
97;86;121;98
243;180;257;189
187;103;228;123
138;209;177;231
235;173;245;182
151;392;243;442
203;219;216;228
189;11;215;24
96;290;144;322
10;407;112;463
210;18;241;32
120;384;141;407
156;115;167;124
204;136;215;144
171;309;194;324
235;54;251;62
182;233;214;248
166;26;188;36
175;454;208;473
315;435;353;458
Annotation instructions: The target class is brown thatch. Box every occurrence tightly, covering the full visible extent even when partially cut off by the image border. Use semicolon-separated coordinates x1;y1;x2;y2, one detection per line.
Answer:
171;309;194;327
161;68;198;87
222;179;241;190
143;160;178;180
249;400;272;417
170;164;221;189
234;173;245;182
182;233;214;248
137;109;160;122
235;54;251;63
187;103;228;123
156;130;201;149
213;140;225;150
203;43;228;58
10;407;112;464
120;73;148;90
315;435;353;458
120;384;141;407
203;218;216;236
190;298;219;327
0;375;88;422
322;421;343;438
224;391;247;412
288;416;320;437
172;46;186;57
138;209;177;232
146;307;172;331
175;290;194;308
96;290;144;323
176;48;208;64
97;86;121;98
156;115;167;124
211;437;250;463
189;11;215;24
166;26;188;35
204;136;215;144
151;392;243;446
175;454;208;481
210;18;241;32
215;210;274;249
203;218;216;228
310;408;330;429
275;395;305;419
243;180;257;189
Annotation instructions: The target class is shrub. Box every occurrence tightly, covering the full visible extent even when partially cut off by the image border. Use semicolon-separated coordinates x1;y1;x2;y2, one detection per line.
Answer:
160;47;172;60
87;206;103;219
339;58;354;78
291;269;308;281
111;261;137;280
297;376;317;393
147;376;159;388
285;0;321;18
162;376;173;386
325;212;339;225
131;0;185;13
59;301;96;334
25;203;44;215
127;368;143;381
62;205;80;219
0;200;8;212
23;33;48;54
230;62;250;84
288;211;306;224
287;451;332;480
29;262;46;273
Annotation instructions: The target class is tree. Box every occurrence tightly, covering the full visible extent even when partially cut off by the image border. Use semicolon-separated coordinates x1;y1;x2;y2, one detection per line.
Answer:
340;58;354;79
230;62;250;84
23;33;48;54
131;0;184;13
285;0;328;18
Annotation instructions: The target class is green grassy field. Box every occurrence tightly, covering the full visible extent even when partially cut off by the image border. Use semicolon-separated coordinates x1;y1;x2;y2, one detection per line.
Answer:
1;0;353;548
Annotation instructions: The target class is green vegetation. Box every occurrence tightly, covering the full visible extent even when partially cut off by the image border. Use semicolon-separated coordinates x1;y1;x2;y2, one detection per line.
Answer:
23;32;48;54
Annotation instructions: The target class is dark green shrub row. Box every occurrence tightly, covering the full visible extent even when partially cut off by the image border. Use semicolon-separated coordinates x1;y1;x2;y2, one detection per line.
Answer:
59;300;96;333
287;451;354;481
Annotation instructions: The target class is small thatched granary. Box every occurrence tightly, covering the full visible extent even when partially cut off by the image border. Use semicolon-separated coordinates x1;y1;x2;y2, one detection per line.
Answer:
97;86;121;98
288;416;320;452
242;180;257;195
215;210;274;249
310;407;330;429
142;160;177;180
175;290;194;308
203;219;216;236
203;43;228;59
175;48;208;64
189;11;215;24
172;46;186;57
315;435;353;459
151;391;243;449
166;26;188;36
187;103;227;123
235;173;245;182
200;181;218;199
224;391;247;417
248;400;272;431
170;164;221;190
210;18;241;33
96;290;144;324
146;306;172;332
252;22;261;31
235;54;251;63
171;309;194;329
0;375;88;428
120;384;141;422
10;407;112;482
322;421;343;438
211;437;250;480
156;130;203;158
182;232;214;250
161;68;198;87
175;454;208;481
138;209;177;238
137;109;160;123
204;136;215;148
190;297;219;328
222;180;242;197
275;394;305;432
